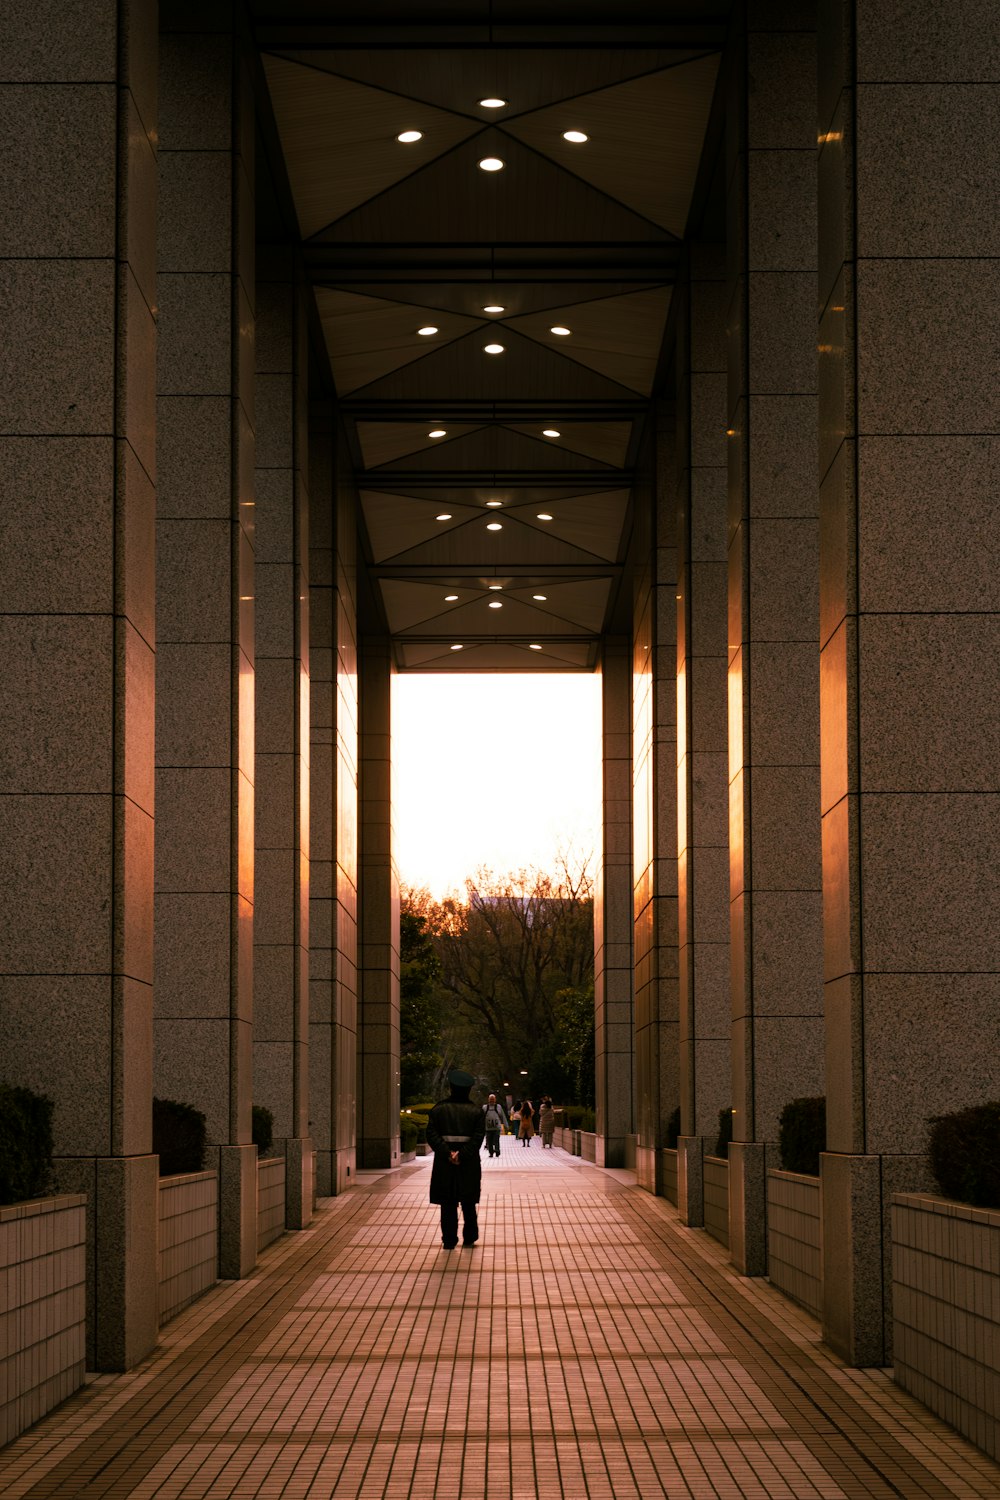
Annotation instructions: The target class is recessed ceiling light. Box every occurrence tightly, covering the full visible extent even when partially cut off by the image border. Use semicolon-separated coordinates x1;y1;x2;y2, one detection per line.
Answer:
542;428;560;437
529;643;543;651
485;499;503;507
397;130;423;143
550;326;571;336
478;156;505;172
451;643;463;650
436;513;452;521
445;594;459;601
482;304;505;314
537;513;553;521
417;325;438;336
532;594;547;601
486;522;503;531
484;343;505;355
488;584;503;591
479;97;508;109
563;130;588;144
428;429;447;438
488;600;503;609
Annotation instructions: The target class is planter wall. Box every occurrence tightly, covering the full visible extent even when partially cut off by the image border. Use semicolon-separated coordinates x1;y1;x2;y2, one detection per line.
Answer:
158;1171;218;1326
257;1157;286;1254
767;1169;821;1319
660;1148;678;1206
703;1155;730;1249
0;1195;86;1446
892;1192;1000;1461
579;1130;597;1164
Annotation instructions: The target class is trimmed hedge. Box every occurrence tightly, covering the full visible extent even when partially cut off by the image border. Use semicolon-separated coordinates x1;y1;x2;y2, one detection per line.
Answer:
400;1114;419;1152
928;1101;1000;1209
0;1083;54;1205
561;1104;595;1131
153;1097;207;1176
714;1107;733;1158
778;1096;826;1176
252;1105;274;1156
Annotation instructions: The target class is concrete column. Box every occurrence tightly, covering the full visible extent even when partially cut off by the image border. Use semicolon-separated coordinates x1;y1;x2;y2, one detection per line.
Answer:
595;638;634;1168
633;405;680;1194
253;259;312;1227
818;0;999;1366
357;640;400;1168
0;0;159;1370
154;6;257;1279
676;248;731;1224
726;6;824;1278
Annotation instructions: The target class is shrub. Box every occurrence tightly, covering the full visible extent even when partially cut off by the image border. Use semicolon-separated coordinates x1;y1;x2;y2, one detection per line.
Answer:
0;1083;54;1205
252;1105;274;1157
714;1106;734;1158
665;1106;681;1149
153;1097;207;1176
415;1119;427;1145
561;1104;595;1131
399;1114;418;1152
778;1096;826;1175
928;1101;1000;1209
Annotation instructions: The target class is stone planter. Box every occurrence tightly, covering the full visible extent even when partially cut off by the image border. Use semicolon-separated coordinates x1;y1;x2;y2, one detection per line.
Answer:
0;1194;86;1446
158;1170;218;1325
704;1155;730;1249
767;1169;821;1318
660;1147;679;1205
892;1192;1000;1461
257;1156;286;1254
416;1142;429;1156
580;1130;597;1163
400;1149;416;1163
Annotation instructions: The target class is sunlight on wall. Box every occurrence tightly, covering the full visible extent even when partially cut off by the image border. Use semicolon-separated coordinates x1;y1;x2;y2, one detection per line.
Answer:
392;673;603;898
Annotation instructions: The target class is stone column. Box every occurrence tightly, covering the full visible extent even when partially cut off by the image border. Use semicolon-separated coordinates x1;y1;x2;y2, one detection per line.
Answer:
818;0;999;1366
254;258;313;1226
726;7;824;1277
154;5;257;1279
675;248;731;1225
357;640;400;1168
633;406;681;1195
595;638;634;1169
0;1;158;1370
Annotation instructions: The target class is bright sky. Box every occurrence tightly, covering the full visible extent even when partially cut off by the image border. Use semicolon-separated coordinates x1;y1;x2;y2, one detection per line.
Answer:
392;673;603;898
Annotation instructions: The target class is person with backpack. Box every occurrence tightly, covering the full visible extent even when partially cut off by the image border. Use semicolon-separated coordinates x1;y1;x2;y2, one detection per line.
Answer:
482;1093;508;1158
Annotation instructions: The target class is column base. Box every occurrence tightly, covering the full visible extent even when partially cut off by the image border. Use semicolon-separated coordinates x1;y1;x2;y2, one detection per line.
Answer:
596;1134;627;1169
677;1136;706;1226
821;1152;884;1365
728;1141;767;1276
332;1146;355;1194
218;1143;258;1279
358;1135;398;1170
285;1137;314;1229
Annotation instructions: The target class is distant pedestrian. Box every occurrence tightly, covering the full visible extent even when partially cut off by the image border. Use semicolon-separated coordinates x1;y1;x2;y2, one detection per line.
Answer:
539;1097;555;1148
426;1069;486;1249
519;1099;535;1147
482;1093;508;1158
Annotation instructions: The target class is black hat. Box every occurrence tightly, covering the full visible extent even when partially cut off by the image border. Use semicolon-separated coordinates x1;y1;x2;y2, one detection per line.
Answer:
448;1068;475;1089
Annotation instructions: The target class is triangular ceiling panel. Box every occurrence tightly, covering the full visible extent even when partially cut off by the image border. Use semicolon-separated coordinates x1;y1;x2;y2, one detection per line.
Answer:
504;422;631;468
505;579;612;632
506;288;672;395
317;281;662;322
315;290;485;395
375;426;614;474
360;491;484;563
317;131;673;246
398;640;595;672
378;512;620;569
504;55;721;236
378;580;484;633
274;49;706;120
366;484;609;508
352;325;637;402
262;55;482;237
402;592;591;638
506;490;630;562
355;422;484;469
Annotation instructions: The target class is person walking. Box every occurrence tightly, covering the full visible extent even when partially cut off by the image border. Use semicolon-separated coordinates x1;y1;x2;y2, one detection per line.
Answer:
482;1093;508;1158
426;1069;486;1249
539;1096;555;1148
518;1098;535;1147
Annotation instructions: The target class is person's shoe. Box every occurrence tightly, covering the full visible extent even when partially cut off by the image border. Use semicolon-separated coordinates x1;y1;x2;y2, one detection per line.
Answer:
442;1240;457;1249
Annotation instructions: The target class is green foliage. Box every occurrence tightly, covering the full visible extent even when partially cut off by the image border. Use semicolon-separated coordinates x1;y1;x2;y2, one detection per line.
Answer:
153;1097;207;1176
714;1106;733;1158
252;1105;274;1157
400;911;445;1104
778;1096;826;1176
0;1083;54;1205
399;1114;419;1153
561;1104;595;1131
665;1106;681;1149
928;1101;1000;1208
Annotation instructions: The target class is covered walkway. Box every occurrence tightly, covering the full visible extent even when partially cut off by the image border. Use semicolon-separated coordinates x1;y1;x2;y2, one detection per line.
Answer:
1;1148;997;1500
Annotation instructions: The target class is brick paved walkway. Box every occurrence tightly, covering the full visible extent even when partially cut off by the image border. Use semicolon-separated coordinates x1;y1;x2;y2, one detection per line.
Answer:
2;1140;998;1499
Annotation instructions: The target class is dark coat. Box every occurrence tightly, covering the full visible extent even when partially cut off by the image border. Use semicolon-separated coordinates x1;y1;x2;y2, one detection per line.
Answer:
426;1095;485;1204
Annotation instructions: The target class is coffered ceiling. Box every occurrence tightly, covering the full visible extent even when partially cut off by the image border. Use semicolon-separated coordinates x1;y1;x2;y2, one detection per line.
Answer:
254;2;727;670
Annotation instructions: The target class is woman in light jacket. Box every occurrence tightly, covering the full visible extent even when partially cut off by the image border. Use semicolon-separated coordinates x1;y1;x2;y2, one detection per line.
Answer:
539;1097;555;1148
